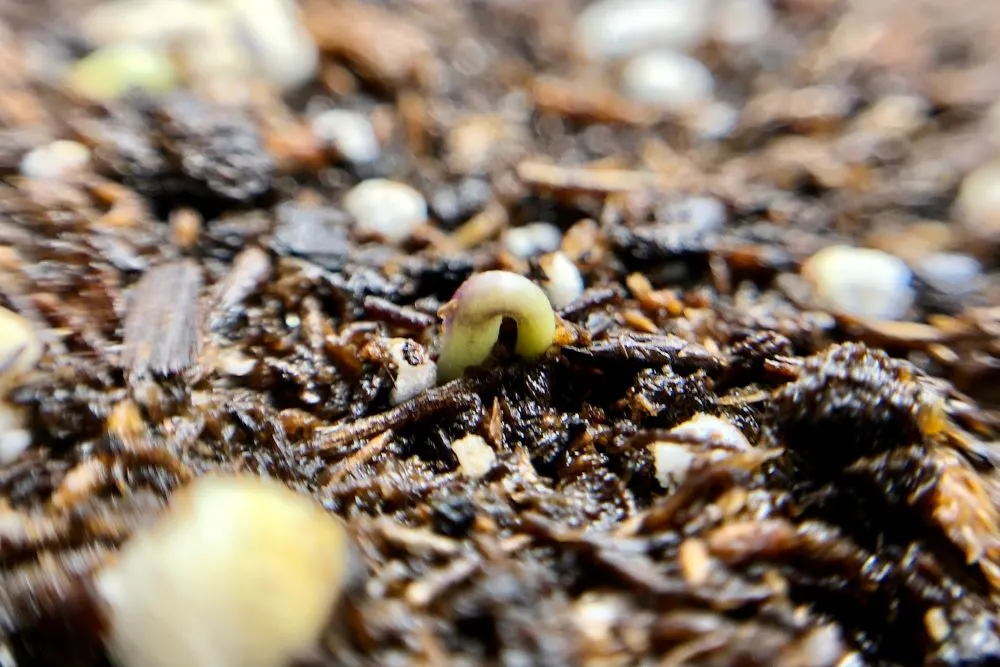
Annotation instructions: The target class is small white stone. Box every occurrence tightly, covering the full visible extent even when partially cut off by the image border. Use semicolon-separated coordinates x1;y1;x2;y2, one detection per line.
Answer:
669;196;728;232
0;639;14;667
0;307;41;395
651;414;750;489
686;101;739;140
0;429;31;465
539;252;584;309
0;402;30;465
215;349;257;377
956;161;1000;237
916;253;982;295
802;245;915;321
575;0;709;62
20;141;91;181
228;0;319;89
711;0;774;45
799;625;849;667
651;441;696;489
450;434;496;480
620;50;715;112
668;413;750;451
502;223;562;259
311;110;380;165
573;593;627;648
856;95;928;136
386;338;436;406
343;179;428;243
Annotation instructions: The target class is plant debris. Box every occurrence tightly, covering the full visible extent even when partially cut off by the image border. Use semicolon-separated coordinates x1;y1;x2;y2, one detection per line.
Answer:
121;259;203;382
2;0;1000;666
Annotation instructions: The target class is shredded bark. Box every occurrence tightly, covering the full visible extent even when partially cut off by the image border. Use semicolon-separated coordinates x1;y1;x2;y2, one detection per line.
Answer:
121;259;203;382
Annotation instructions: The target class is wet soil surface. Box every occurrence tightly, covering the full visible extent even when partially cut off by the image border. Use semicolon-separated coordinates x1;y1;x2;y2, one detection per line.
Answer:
3;0;1000;665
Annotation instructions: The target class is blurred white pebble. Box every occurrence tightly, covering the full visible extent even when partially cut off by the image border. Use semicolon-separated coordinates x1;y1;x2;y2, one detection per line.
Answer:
575;0;709;62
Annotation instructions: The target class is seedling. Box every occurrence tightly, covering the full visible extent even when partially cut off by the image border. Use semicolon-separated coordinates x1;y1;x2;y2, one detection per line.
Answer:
437;271;556;382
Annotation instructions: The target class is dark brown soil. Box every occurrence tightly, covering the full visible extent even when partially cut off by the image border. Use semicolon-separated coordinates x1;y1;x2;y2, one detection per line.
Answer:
2;1;1000;665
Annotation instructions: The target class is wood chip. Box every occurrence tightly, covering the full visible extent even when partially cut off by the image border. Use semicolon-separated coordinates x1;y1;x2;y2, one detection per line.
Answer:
209;247;271;331
678;538;712;586
306;0;433;88
517;160;665;195
449;200;508;250
532;75;659;127
121;259;202;382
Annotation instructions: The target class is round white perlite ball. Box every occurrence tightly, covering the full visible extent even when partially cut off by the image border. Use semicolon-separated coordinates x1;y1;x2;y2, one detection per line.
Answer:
502;222;562;259
575;0;708;62
0;306;42;394
802;245;915;321
540;252;584;309
343;179;428;243
20;141;91;181
620;50;715;112
311;109;380;165
956;161;1000;238
228;0;319;90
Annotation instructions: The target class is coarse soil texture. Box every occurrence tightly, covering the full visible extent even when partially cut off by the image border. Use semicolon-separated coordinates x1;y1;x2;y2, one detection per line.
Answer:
3;1;1000;666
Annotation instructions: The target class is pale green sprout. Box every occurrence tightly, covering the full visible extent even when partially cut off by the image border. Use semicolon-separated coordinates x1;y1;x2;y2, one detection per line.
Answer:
69;44;178;100
437;271;556;383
